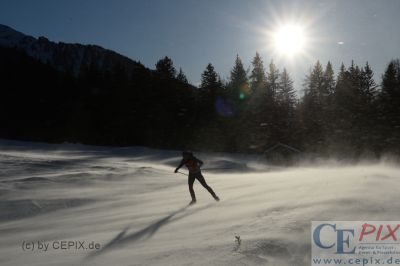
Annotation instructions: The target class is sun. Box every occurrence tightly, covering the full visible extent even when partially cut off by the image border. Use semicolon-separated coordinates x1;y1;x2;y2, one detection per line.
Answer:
272;24;306;57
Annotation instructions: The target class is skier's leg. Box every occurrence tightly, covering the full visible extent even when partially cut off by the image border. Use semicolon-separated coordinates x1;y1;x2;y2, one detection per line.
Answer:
196;173;219;200
188;174;196;202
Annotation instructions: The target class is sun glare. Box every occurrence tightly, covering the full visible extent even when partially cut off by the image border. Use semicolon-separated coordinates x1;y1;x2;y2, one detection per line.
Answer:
273;24;306;57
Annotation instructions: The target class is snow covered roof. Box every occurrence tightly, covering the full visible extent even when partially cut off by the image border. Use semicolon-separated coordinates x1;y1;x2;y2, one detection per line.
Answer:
264;142;301;154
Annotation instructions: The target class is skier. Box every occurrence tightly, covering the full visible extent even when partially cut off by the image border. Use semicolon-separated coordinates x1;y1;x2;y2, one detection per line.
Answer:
175;151;220;205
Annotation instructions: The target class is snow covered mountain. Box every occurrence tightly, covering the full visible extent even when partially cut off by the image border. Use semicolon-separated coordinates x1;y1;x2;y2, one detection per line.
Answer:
0;24;144;75
0;139;399;266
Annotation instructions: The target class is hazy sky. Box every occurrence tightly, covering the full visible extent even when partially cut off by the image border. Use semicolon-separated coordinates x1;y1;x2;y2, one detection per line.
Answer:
1;0;399;91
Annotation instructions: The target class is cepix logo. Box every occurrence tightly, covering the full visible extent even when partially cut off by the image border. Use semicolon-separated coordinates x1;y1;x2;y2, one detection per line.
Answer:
312;221;400;265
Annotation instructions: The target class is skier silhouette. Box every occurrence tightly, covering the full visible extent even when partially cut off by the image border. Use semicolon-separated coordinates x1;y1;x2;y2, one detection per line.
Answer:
175;151;219;205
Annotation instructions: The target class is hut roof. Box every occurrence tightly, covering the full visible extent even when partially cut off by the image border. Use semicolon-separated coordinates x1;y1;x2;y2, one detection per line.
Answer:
264;142;301;154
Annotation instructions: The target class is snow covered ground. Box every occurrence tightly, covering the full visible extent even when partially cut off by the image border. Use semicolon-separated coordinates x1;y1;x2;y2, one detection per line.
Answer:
0;139;399;266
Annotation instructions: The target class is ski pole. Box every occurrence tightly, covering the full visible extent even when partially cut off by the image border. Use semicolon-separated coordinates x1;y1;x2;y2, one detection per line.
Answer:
201;167;232;171
176;171;188;176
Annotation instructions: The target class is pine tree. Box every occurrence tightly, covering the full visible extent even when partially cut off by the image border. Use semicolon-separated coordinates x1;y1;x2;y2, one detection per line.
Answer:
249;52;266;93
225;55;250;151
176;68;188;84
323;61;335;95
337;63;346;85
359;62;377;103
155;56;176;79
321;61;336;146
201;63;220;89
266;60;279;98
243;53;268;151
229;55;249;102
300;61;327;151
277;68;295;106
193;63;225;150
199;63;223;111
380;60;400;101
276;68;297;143
378;59;400;151
332;62;353;131
254;60;281;147
311;61;325;102
352;62;378;152
329;61;375;155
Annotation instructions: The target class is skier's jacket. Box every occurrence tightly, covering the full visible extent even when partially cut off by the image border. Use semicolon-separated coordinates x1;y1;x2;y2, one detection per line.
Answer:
178;157;203;173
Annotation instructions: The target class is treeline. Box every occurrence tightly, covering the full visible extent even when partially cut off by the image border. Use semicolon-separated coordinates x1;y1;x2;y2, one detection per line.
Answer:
0;46;399;157
189;53;400;157
0;48;197;148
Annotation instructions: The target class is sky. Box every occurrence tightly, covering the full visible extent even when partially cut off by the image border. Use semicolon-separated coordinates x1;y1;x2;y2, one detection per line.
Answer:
0;0;399;91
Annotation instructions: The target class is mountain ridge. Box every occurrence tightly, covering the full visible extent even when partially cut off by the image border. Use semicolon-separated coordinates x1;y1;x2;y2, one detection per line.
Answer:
0;24;145;76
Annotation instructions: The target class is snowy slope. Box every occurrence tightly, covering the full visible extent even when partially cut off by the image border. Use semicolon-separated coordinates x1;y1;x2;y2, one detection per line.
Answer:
0;139;399;266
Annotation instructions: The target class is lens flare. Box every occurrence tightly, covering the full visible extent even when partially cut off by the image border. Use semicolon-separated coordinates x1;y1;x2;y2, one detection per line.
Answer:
215;97;234;117
239;83;251;100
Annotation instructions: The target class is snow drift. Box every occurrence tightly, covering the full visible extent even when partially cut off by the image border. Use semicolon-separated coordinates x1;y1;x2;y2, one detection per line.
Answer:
0;139;399;266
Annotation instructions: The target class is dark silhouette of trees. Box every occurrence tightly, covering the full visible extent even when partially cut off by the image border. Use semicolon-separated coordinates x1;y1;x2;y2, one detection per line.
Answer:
201;63;220;89
1;45;400;158
228;55;249;107
324;61;335;95
226;55;250;151
276;68;298;145
277;68;296;107
194;63;226;151
266;60;280;99
249;52;266;93
246;52;268;151
156;56;176;79
377;59;400;153
199;63;223;116
176;68;188;84
300;61;328;152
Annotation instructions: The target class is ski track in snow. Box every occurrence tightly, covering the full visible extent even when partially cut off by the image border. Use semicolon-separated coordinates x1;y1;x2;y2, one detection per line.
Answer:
0;139;399;266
